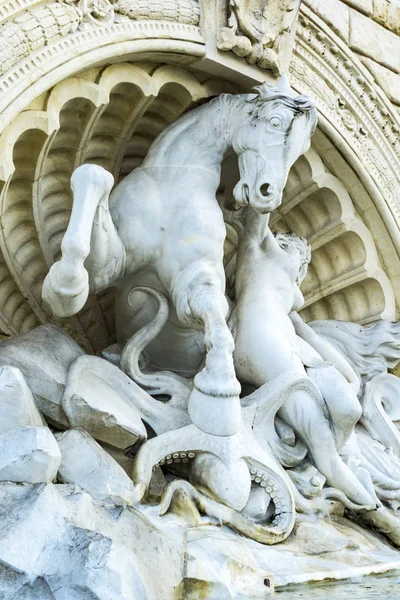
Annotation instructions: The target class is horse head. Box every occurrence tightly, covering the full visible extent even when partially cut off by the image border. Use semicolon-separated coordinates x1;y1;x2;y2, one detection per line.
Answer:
232;76;317;214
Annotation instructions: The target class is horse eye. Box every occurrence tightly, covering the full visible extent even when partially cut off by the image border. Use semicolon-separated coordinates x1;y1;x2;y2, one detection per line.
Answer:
269;115;283;128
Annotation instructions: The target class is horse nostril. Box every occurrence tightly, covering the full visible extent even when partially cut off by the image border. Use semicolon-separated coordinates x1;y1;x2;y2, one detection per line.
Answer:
260;183;270;197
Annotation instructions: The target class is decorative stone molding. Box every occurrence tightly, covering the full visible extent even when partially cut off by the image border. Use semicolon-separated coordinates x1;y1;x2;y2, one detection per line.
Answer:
0;0;203;131
217;0;301;74
0;0;200;27
114;0;200;24
0;3;80;78
292;4;400;236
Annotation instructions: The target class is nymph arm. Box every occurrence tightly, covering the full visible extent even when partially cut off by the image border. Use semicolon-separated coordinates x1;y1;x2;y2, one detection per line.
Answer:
244;206;272;245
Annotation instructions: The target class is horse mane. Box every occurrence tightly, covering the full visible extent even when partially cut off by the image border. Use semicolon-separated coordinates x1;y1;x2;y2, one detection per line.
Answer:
308;319;400;382
250;80;317;132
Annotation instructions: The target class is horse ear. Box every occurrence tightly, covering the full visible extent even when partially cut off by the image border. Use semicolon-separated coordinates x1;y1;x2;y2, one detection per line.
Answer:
252;81;275;100
276;74;293;95
252;75;294;99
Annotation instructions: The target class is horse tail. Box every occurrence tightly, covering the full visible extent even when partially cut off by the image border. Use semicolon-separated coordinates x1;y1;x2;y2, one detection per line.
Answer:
120;286;191;410
42;164;122;318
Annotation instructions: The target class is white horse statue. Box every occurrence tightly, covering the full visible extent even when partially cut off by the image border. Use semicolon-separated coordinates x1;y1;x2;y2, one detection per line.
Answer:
42;76;317;436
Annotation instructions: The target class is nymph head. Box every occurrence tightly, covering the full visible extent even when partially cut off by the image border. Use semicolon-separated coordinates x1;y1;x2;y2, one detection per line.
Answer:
232;76;317;214
274;231;311;285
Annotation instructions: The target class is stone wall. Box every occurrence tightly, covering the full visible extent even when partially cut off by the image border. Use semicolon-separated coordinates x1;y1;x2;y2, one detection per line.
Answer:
304;0;400;109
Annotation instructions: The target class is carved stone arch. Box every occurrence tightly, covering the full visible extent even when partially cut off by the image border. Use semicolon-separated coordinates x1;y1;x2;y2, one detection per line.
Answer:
289;4;400;318
0;21;205;130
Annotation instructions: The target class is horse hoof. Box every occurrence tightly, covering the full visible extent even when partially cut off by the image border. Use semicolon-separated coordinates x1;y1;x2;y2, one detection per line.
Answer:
188;386;242;436
42;262;89;317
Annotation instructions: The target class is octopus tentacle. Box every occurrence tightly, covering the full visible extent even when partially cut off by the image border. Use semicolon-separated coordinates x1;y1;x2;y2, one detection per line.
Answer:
292;483;376;514
243;373;316;468
160;479;293;545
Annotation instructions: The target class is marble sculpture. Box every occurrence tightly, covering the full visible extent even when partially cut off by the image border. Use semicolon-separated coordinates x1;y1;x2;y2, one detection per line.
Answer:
1;76;400;593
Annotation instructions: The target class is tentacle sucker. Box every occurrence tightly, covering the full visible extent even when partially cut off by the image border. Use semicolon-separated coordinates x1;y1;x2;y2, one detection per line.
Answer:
160;479;293;545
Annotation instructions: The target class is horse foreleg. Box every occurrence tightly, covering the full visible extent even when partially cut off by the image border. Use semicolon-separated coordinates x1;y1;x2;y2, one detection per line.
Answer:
42;164;125;317
175;273;241;435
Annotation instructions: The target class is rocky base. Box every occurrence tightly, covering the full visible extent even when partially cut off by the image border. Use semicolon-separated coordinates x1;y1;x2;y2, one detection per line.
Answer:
2;482;400;600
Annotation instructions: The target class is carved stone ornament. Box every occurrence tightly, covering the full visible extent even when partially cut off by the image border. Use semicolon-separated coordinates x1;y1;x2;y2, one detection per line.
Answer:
2;77;400;596
217;0;301;74
0;0;201;78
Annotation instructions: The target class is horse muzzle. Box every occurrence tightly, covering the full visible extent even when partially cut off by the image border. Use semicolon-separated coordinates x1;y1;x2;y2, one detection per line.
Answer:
233;180;282;213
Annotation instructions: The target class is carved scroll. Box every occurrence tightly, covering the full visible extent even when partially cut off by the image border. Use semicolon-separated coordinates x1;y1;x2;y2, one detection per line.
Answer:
217;0;301;74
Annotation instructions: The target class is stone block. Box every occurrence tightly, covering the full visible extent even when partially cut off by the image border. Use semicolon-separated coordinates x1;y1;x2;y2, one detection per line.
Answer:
0;325;84;427
0;426;61;483
0;365;44;433
56;428;136;505
305;0;350;41
341;0;372;15
62;356;147;450
362;57;400;105
0;560;54;600
0;482;183;600
350;9;400;74
372;0;400;35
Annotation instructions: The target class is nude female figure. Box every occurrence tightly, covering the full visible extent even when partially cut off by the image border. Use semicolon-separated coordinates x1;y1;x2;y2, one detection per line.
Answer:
233;206;376;507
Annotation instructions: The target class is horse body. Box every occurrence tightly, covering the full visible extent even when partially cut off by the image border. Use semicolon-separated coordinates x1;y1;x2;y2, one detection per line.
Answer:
42;78;317;434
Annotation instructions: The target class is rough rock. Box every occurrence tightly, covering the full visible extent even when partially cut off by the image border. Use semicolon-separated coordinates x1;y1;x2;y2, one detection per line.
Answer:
0;561;54;600
56;428;136;505
0;325;84;428
0;365;45;433
99;442;134;475
0;481;400;599
62;356;147;450
0;482;183;600
0;426;61;483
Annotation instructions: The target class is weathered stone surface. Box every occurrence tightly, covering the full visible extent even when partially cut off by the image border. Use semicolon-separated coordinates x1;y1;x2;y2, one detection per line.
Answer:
304;0;350;40
372;0;400;35
56;428;136;505
0;561;54;600
1;481;400;599
350;9;400;73
340;0;372;16
0;482;183;600
99;442;134;476
0;325;84;427
0;366;44;433
184;515;400;591
62;356;147;450
362;57;400;105
0;426;60;484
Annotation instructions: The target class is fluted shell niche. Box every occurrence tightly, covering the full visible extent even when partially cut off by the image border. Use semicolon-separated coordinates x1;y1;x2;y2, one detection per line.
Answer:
0;62;396;354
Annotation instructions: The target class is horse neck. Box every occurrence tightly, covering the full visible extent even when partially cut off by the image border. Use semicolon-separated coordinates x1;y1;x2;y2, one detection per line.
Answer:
143;94;245;171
